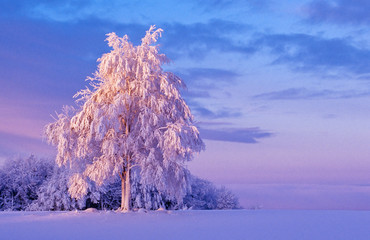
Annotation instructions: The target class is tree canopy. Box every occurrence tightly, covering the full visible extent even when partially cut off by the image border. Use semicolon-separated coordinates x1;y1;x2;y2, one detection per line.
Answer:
45;26;205;210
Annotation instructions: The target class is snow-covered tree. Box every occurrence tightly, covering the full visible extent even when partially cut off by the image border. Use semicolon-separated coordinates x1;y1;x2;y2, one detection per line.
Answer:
45;26;204;211
0;156;53;210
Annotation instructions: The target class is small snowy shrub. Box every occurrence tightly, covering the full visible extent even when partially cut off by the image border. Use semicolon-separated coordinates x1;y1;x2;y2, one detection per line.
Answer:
215;186;240;209
184;177;240;210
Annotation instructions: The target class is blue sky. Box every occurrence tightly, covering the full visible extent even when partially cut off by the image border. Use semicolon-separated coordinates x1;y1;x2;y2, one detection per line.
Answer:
1;0;369;209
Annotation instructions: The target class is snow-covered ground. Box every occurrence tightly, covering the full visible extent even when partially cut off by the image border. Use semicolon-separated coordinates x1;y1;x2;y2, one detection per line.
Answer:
1;210;369;240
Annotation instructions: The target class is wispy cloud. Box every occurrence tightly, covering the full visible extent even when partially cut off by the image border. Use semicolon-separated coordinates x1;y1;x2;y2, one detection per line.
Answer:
177;67;241;111
253;88;370;100
257;33;370;75
304;0;370;25
181;90;211;99
0;0;270;23
192;105;242;119
0;0;124;22
0;0;255;61
161;20;255;59
5;0;370;79
200;127;273;143
193;0;271;12
177;67;240;96
177;67;239;84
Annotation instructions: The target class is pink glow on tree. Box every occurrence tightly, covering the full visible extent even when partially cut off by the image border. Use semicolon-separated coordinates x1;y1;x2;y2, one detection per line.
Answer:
45;26;204;210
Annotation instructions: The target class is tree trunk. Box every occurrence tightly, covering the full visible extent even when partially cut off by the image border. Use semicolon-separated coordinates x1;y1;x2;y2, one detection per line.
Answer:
120;164;131;211
120;118;131;211
124;165;131;211
120;170;126;210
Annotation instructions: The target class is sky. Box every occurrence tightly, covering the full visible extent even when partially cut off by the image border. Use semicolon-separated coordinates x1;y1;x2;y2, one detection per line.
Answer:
0;0;369;210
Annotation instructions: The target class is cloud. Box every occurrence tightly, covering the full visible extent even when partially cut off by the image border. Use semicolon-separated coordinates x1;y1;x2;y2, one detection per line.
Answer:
200;127;273;143
161;20;255;59
185;94;242;119
304;0;370;25
2;0;92;23
322;114;337;119
0;16;248;132
177;67;240;90
253;88;370;100
0;0;270;24
192;106;242;119
181;90;211;99
177;67;240;106
193;0;271;12
197;121;233;126
0;0;118;21
178;67;239;83
257;33;370;75
174;68;242;121
1;0;255;61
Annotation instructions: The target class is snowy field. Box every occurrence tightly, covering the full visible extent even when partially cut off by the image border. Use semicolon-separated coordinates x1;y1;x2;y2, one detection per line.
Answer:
1;210;369;240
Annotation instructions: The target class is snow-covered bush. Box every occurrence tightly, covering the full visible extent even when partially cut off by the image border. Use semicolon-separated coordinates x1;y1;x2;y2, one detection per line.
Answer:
27;165;85;211
184;177;240;210
215;186;241;209
0;156;53;211
0;155;102;211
